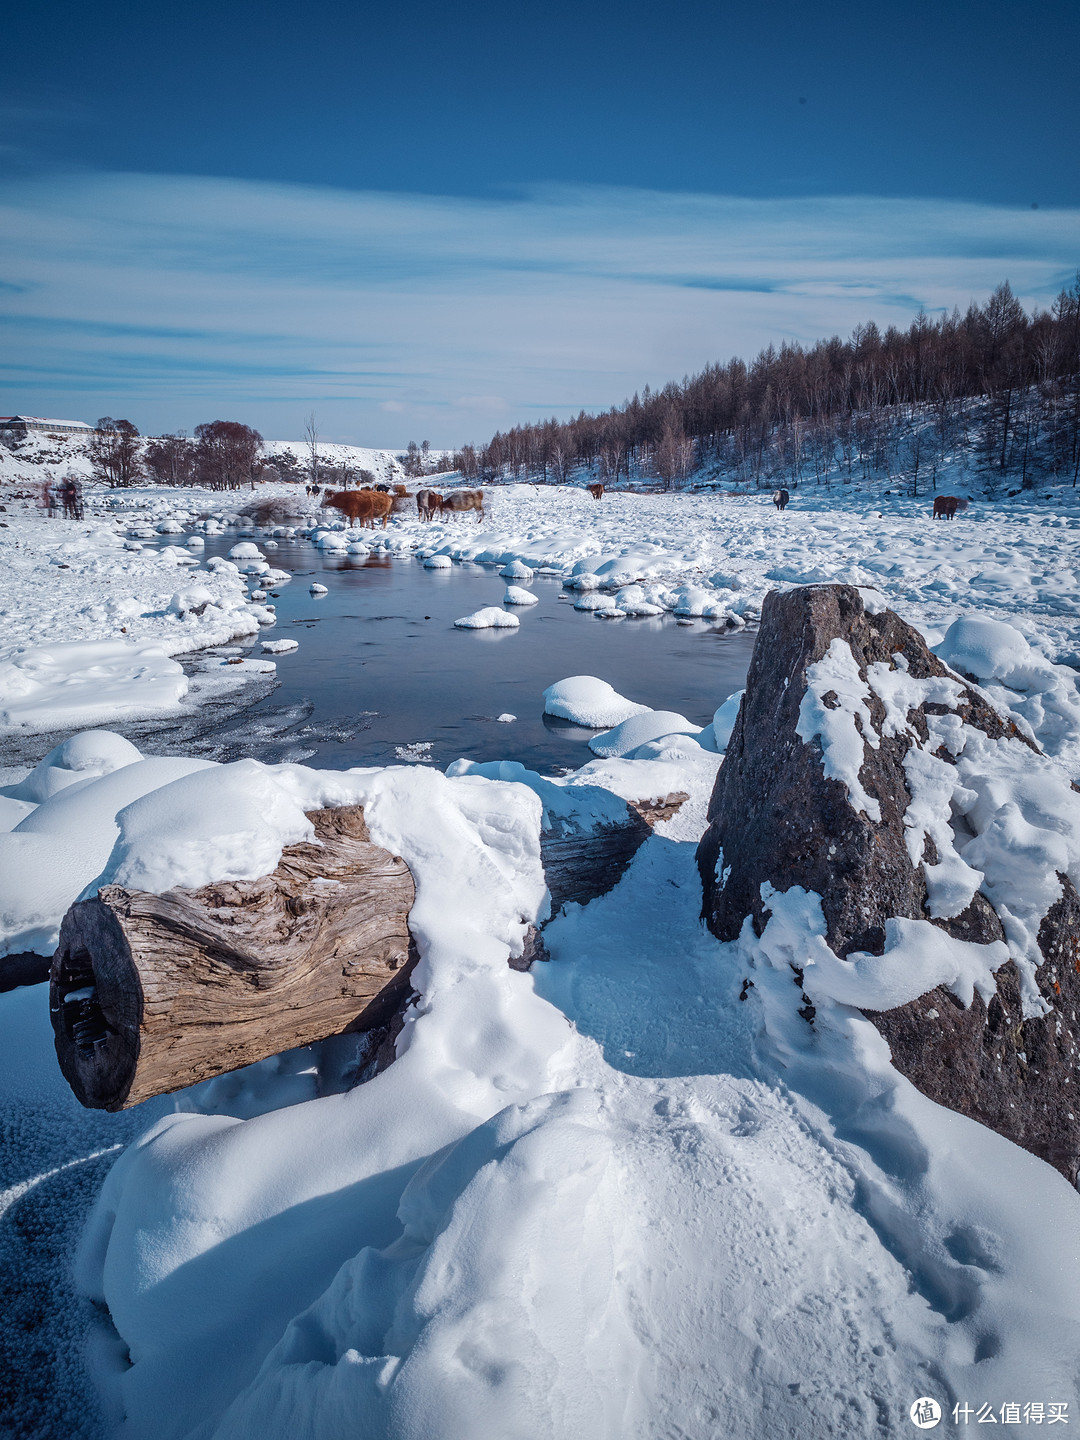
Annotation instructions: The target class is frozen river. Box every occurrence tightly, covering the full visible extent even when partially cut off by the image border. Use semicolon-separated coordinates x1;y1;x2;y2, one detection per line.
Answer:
167;534;755;773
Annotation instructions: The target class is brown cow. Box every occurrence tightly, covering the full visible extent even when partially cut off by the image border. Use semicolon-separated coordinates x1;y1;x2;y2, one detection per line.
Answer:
322;488;393;529
416;488;443;521
932;495;962;520
588;483;604;500
442;488;485;522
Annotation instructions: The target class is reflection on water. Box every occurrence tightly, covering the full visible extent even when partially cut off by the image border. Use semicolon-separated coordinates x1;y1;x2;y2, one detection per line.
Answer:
172;535;755;775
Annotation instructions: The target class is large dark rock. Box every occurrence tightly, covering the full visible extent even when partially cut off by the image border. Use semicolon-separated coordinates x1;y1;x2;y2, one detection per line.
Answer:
698;583;1080;1182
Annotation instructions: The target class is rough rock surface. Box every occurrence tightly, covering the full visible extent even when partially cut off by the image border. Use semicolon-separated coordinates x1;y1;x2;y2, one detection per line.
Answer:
698;583;1080;1182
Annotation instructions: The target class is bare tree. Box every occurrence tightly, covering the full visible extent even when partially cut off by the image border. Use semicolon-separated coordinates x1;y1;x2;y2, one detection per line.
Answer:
144;432;194;486
90;418;144;488
193;421;263;491
304;413;320;491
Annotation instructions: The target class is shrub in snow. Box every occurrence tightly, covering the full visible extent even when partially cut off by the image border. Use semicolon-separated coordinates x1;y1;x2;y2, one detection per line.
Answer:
504;585;538;605
542;676;651;728
500;560;534;580
588;709;700;758
454;607;520;629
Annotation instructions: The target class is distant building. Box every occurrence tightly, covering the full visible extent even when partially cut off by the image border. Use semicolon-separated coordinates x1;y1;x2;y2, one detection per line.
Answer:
0;415;96;438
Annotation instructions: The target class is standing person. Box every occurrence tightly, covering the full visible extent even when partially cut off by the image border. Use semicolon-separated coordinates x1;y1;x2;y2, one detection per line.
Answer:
61;478;77;519
41;478;57;517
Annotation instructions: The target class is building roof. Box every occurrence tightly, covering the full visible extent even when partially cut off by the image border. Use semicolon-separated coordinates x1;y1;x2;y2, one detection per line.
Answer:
4;415;94;429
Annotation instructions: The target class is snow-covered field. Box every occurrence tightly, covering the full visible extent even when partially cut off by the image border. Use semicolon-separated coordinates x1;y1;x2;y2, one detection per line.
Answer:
4;458;1080;1437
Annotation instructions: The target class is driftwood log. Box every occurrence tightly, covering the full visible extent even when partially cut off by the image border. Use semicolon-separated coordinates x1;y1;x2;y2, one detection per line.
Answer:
52;789;677;1110
51;806;414;1111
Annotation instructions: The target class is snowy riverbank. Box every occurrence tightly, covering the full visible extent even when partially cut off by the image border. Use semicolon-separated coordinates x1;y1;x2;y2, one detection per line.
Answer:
4;474;1080;742
5;472;1080;1437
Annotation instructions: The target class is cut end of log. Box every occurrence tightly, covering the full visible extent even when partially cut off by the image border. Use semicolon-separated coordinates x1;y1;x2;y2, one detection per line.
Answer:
50;806;415;1111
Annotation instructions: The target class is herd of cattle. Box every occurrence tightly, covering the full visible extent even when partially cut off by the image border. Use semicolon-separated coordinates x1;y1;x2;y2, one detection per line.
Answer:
320;484;485;528
315;480;972;528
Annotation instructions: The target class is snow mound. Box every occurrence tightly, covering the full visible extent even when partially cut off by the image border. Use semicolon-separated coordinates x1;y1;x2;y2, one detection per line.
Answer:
261;639;299;654
542;676;651;728
454;607;520;629
423;555;453;570
228;542;263;560
309;583;328;595
500;560;534;580
503;585;538;606
588;709;700;759
4;729;143;804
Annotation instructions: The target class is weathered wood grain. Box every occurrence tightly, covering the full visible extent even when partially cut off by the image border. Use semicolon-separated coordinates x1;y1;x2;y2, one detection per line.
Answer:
50;806;414;1110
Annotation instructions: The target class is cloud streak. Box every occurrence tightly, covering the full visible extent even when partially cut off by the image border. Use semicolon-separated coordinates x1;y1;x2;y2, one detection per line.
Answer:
1;172;1076;445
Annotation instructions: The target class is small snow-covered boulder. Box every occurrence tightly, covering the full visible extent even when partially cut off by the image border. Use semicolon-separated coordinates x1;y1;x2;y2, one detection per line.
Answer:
168;586;218;619
500;559;534;580
346;542;368;555
261;639;299;654
542;676;651;728
574;593;616;612
185;535;205;549
454;607;520;629
309;583;328;595
424;555;453;570
495;713;516;723
156;520;183;534
588;709;699;759
228;542;263;560
504;585;539;606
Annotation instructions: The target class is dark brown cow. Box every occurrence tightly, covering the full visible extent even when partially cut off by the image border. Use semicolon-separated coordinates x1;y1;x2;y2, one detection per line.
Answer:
416;489;444;521
442;488;485;522
322;488;393;528
588;483;604;500
933;495;962;520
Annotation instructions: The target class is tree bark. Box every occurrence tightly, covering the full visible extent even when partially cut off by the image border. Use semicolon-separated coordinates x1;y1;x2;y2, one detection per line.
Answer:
50;806;415;1111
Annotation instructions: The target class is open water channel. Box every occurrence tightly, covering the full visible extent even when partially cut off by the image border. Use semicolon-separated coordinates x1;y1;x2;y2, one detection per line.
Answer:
173;533;756;774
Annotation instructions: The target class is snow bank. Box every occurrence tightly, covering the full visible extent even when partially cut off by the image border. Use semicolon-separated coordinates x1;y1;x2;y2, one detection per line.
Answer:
542;676;651;728
0;750;213;954
0;640;190;730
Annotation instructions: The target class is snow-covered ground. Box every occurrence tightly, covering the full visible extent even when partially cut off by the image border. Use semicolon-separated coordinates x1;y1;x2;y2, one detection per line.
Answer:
5;459;1080;1437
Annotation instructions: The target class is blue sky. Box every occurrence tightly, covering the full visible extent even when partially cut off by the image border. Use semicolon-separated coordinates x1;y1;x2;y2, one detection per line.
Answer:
2;0;1078;445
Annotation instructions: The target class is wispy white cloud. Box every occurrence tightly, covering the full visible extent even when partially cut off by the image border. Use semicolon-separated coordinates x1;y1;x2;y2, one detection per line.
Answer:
0;172;1076;445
